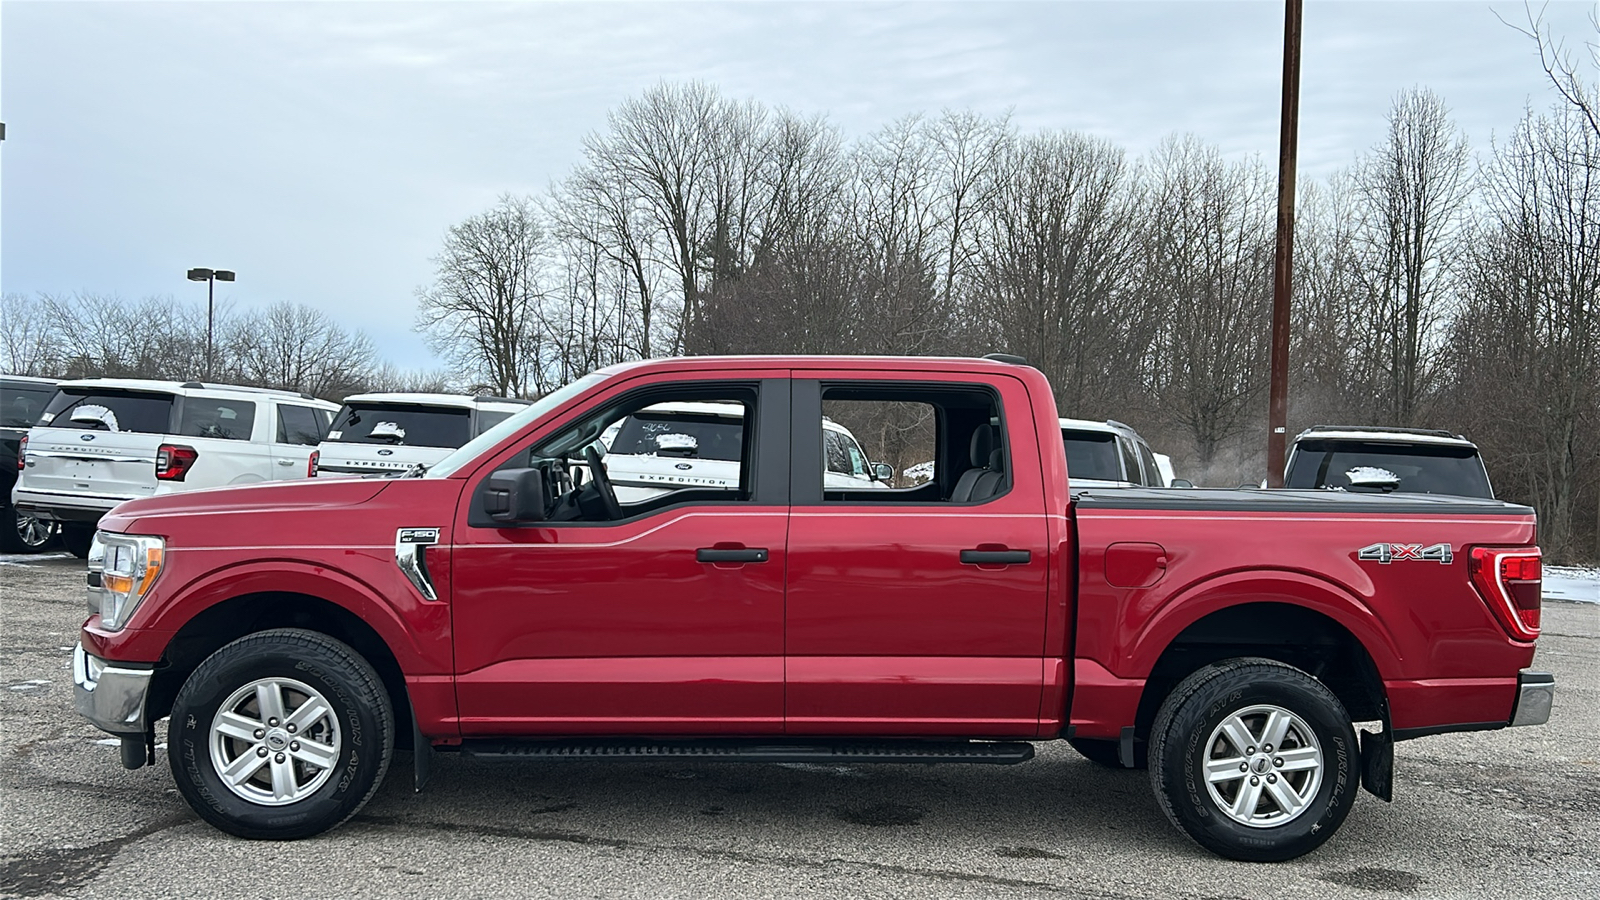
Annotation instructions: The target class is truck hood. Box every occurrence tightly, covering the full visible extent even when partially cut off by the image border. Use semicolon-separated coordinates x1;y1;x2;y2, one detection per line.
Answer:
100;477;393;533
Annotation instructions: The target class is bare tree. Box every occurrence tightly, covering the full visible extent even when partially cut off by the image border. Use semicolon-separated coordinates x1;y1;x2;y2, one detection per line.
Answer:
1450;101;1599;559
226;301;377;399
1351;89;1473;425
415;194;547;396
0;293;65;376
1142;136;1275;474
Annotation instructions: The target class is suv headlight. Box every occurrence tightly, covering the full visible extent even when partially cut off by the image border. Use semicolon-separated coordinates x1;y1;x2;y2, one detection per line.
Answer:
86;533;165;631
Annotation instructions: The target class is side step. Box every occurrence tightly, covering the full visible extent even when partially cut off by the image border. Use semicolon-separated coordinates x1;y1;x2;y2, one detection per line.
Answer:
460;738;1035;765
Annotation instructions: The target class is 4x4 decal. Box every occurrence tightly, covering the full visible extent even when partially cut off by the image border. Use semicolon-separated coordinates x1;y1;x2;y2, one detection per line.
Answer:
1358;542;1453;564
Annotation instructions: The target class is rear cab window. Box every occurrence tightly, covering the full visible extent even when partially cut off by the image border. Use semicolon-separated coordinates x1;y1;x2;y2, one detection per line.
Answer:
328;404;471;449
41;389;176;434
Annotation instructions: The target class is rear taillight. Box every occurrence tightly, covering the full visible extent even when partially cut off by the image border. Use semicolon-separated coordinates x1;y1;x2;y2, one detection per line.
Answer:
1468;546;1542;642
155;444;199;481
16;434;26;471
307;450;320;478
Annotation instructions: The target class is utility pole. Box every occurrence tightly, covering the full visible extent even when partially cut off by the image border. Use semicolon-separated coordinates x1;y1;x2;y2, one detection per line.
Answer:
1266;0;1302;488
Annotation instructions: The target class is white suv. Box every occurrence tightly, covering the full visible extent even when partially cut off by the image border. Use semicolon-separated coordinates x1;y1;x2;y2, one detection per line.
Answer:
599;401;886;503
1284;426;1493;497
13;379;338;556
316;393;531;477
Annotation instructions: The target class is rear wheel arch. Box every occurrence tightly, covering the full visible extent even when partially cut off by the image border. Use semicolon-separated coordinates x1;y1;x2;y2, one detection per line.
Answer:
149;591;413;748
1132;601;1389;749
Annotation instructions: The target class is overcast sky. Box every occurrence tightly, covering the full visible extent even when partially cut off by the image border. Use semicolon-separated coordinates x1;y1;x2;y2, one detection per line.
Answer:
3;0;1595;369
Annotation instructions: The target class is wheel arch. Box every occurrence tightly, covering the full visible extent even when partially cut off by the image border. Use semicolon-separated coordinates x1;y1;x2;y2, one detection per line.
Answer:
1131;597;1391;747
148;591;413;749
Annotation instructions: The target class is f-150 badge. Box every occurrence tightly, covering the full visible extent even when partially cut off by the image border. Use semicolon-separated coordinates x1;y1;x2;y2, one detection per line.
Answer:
1358;542;1453;564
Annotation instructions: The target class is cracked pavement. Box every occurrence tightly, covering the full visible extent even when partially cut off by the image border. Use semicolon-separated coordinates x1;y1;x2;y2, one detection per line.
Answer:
3;552;1596;899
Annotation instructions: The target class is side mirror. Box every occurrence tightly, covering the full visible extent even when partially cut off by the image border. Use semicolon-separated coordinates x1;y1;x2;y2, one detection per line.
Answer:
481;468;546;523
1171;479;1194;488
872;463;894;482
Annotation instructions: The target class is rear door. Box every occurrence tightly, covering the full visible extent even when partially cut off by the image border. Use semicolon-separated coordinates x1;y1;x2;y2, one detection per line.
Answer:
24;389;174;502
784;373;1050;736
270;403;330;479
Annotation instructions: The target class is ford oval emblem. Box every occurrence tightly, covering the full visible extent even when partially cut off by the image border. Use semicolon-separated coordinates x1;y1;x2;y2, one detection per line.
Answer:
378;449;394;456
80;434;95;441
674;462;692;470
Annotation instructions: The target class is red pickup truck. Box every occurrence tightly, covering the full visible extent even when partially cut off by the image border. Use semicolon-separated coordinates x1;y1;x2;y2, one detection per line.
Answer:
72;355;1553;861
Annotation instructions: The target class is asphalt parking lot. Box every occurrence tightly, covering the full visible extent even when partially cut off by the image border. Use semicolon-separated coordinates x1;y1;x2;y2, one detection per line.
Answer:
2;551;1596;900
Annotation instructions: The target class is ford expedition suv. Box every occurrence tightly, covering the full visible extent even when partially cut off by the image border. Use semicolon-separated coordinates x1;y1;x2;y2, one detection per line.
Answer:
72;356;1552;861
13;379;337;556
316;393;530;477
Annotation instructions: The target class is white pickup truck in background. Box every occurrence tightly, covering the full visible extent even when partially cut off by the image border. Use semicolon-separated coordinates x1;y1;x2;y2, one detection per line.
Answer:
12;379;337;556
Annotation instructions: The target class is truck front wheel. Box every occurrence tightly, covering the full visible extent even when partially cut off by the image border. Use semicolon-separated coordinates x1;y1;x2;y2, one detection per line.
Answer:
167;629;394;839
1147;658;1358;861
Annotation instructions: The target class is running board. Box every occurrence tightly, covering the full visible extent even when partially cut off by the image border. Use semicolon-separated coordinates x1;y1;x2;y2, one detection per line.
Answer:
460;738;1035;765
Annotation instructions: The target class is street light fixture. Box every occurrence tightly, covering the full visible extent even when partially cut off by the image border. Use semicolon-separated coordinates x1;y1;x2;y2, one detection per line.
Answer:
187;267;236;380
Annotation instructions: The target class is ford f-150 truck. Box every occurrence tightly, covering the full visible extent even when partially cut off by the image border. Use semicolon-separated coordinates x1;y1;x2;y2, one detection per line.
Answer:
72;355;1553;861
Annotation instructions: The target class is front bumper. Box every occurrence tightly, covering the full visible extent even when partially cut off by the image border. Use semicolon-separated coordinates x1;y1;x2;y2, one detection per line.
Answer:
1510;670;1555;727
72;643;153;736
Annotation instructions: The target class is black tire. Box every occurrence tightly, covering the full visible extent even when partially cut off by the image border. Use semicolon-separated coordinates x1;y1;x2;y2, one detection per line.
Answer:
1148;658;1358;862
0;502;54;553
60;524;95;559
1067;737;1145;769
168;629;394;840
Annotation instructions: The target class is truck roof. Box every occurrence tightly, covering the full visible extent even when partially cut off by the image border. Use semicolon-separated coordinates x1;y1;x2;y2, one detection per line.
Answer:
597;355;1041;377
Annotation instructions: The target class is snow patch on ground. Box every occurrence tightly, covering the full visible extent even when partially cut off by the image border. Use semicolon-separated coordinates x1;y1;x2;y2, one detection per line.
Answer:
1545;566;1598;604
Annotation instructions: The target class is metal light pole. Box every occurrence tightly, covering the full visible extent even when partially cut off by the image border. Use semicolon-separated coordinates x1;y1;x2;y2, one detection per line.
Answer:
187;267;236;380
1266;0;1302;488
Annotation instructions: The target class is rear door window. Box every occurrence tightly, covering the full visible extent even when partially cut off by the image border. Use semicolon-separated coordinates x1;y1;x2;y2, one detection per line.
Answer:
1;384;56;428
1137;442;1162;486
276;404;329;445
328;404;472;448
1062;430;1123;482
41;390;175;434
178;398;256;441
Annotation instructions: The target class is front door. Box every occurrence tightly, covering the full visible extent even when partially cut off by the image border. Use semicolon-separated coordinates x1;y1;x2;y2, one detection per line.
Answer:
783;374;1050;736
450;375;791;735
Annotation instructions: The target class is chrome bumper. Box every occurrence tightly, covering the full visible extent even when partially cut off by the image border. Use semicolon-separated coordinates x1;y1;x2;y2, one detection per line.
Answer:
1510;670;1555;727
72;644;153;735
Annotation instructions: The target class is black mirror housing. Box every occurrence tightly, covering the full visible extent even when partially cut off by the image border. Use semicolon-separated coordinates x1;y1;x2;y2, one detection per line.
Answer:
483;468;547;524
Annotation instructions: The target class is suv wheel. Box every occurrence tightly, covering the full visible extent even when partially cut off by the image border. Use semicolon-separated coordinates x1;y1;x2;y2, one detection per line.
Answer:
168;629;394;839
1;503;54;553
1148;658;1358;861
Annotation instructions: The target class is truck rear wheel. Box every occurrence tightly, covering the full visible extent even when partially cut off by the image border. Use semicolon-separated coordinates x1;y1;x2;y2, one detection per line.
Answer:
168;629;393;839
1147;658;1358;861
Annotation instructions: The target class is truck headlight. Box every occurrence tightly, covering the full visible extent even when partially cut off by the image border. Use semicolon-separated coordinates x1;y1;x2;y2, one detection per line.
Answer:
87;533;165;631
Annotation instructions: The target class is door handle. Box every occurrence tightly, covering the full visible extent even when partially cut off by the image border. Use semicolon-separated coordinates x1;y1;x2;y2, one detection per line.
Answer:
960;548;1031;566
696;547;769;564
276;459;296;466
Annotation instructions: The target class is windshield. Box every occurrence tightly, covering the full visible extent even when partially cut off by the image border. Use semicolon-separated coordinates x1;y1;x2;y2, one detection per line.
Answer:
40;389;176;434
1285;441;1493;498
608;412;745;462
1063;429;1125;482
428;372;610;478
327;403;471;449
1;384;56;428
